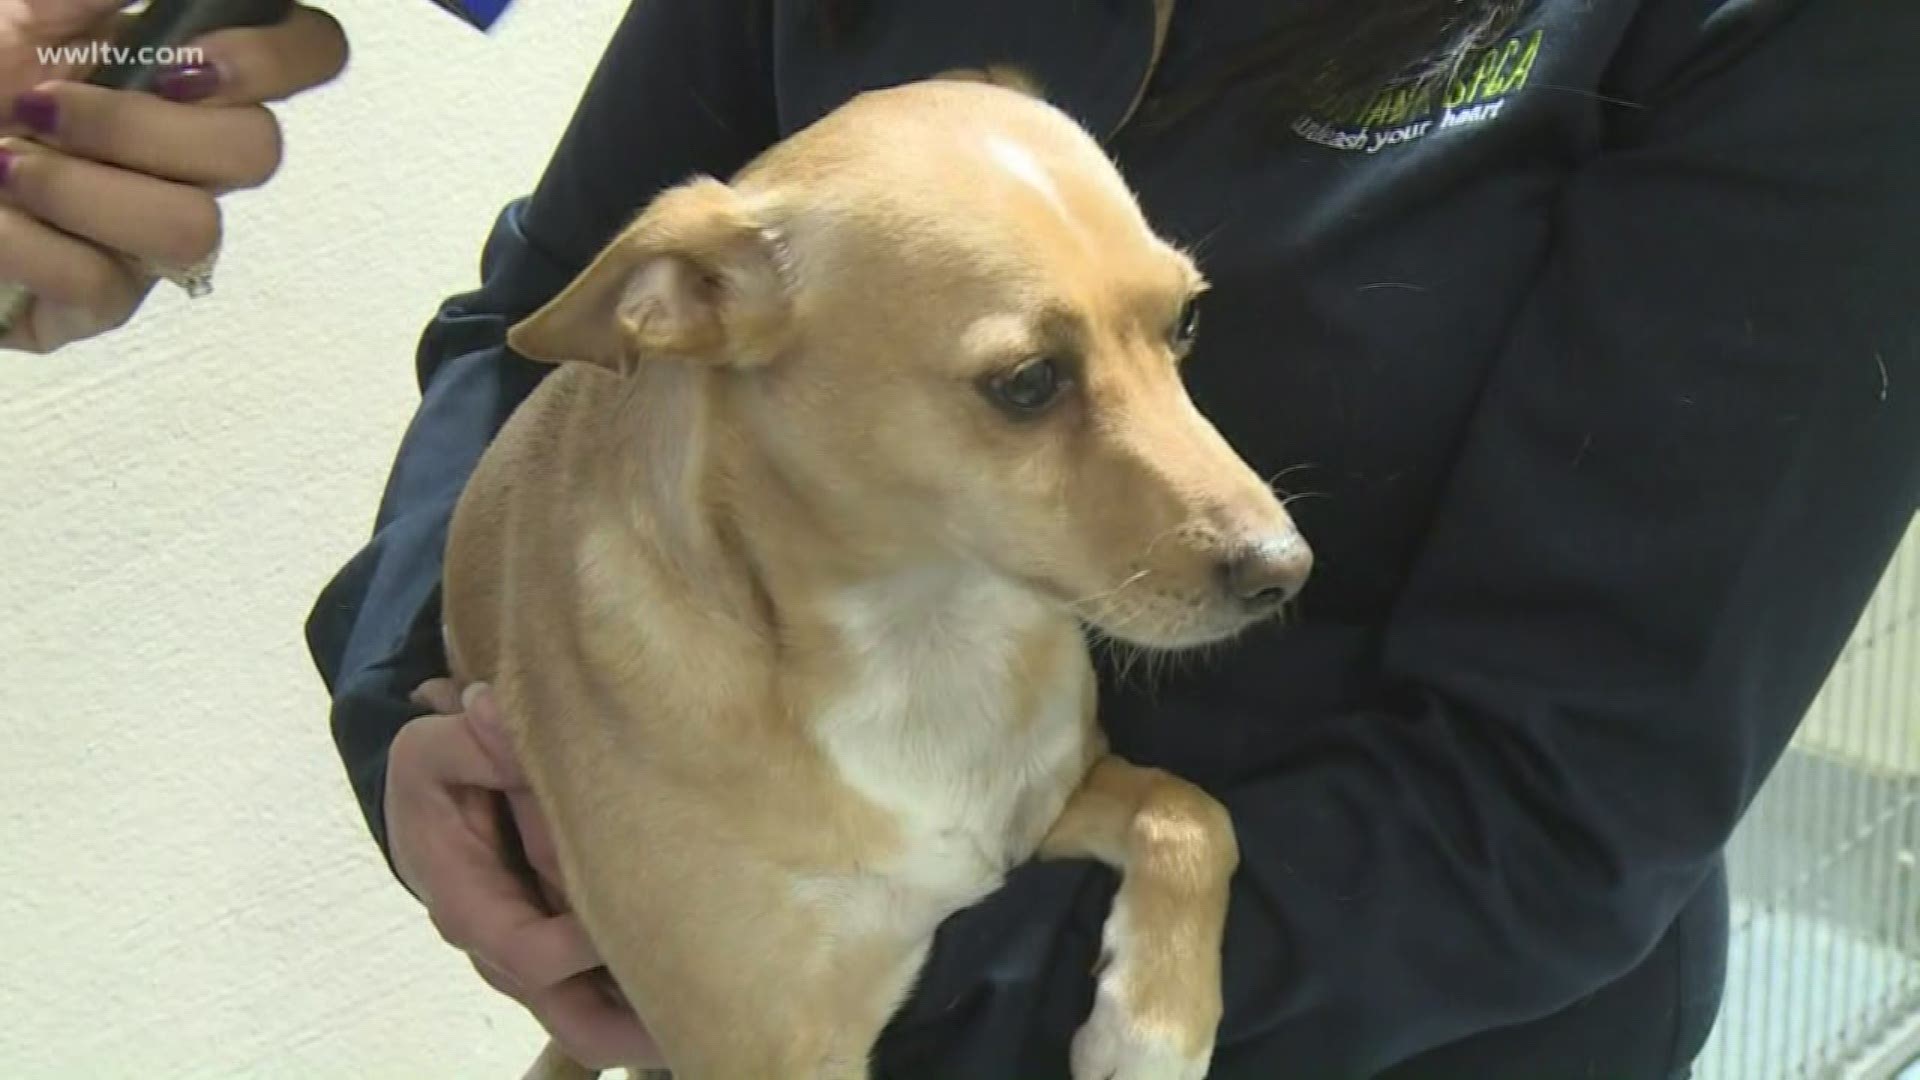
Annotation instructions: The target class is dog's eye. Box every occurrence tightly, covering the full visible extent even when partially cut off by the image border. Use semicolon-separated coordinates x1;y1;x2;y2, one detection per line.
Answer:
986;358;1066;416
1170;297;1201;353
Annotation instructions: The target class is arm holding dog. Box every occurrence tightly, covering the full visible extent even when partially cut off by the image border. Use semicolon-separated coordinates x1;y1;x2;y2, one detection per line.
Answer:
388;679;660;1071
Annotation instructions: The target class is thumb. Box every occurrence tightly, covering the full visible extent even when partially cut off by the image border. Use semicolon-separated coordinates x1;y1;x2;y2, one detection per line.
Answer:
409;677;463;716
399;711;521;792
461;683;530;789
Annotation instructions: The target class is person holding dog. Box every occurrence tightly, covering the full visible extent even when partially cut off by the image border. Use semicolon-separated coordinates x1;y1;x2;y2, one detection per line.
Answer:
316;2;1918;1076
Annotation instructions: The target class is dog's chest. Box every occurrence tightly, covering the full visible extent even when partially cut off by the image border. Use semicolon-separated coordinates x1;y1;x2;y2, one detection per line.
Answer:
802;573;1090;936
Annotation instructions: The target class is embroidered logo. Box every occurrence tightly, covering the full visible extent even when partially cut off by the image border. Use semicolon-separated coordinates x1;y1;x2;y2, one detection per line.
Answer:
1291;27;1543;153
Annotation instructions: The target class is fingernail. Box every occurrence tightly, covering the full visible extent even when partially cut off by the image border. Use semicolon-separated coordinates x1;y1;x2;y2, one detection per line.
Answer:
155;62;221;103
0;147;14;187
11;91;56;135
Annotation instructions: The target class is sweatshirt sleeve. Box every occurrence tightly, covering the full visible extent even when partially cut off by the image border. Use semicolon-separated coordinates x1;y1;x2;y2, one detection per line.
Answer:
304;0;779;861
880;1;1920;1075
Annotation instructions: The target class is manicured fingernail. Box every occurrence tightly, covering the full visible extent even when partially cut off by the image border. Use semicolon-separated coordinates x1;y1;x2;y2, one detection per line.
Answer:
11;91;56;135
155;62;221;103
0;147;14;187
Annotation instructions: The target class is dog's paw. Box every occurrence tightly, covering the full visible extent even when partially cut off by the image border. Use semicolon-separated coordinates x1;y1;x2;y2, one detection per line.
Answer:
1070;981;1214;1080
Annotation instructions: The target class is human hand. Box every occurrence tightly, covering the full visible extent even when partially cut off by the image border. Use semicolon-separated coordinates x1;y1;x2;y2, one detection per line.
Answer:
387;678;663;1070
0;0;348;353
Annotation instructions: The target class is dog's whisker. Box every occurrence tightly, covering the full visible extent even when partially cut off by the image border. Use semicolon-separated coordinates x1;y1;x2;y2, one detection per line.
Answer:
1264;462;1319;487
1065;567;1153;608
1182;221;1230;260
1138;521;1190;561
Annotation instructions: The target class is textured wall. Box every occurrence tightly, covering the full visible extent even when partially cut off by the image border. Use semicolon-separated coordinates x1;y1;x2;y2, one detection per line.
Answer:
0;1;624;1074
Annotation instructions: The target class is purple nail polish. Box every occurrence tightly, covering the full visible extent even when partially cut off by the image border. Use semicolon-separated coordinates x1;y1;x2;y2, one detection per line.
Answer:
154;63;222;103
11;91;56;135
0;147;14;187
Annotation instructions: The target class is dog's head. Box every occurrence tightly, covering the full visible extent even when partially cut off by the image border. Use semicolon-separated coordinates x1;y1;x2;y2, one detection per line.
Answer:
509;79;1309;649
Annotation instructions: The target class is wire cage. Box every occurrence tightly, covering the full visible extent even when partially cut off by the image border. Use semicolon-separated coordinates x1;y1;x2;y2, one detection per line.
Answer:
1698;515;1920;1080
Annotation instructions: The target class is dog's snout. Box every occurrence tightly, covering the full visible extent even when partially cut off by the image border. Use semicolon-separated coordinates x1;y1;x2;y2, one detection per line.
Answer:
1218;533;1313;610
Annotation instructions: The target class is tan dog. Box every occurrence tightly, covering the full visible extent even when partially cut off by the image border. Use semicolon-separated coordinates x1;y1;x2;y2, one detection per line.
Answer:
442;78;1311;1080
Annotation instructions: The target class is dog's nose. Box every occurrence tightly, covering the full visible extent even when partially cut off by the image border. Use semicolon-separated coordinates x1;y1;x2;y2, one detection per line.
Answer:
1219;533;1313;610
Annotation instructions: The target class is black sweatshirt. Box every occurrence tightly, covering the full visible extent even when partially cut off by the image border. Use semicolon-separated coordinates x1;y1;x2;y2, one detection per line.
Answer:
304;1;1920;1076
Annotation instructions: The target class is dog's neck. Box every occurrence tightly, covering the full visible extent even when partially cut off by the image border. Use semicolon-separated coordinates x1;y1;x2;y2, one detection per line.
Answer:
587;358;1072;715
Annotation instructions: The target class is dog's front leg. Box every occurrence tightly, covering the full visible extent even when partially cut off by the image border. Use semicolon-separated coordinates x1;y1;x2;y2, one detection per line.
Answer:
1040;755;1239;1080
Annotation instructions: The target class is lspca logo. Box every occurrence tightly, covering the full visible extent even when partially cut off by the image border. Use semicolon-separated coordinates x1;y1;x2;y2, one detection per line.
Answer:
1293;27;1543;154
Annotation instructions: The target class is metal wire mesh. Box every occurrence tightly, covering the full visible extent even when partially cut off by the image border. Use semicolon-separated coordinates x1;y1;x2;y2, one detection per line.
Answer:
1698;514;1920;1080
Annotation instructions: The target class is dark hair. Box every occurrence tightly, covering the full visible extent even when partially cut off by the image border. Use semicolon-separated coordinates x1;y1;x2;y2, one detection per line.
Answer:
814;0;1532;127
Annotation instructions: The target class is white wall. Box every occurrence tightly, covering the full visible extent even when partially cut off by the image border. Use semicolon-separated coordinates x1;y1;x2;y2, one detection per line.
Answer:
0;1;626;1074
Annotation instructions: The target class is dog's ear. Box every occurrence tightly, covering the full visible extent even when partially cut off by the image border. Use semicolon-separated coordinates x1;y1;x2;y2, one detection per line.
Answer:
507;178;791;373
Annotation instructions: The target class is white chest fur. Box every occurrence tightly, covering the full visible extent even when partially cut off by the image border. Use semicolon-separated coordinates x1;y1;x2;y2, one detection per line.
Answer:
804;566;1089;938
